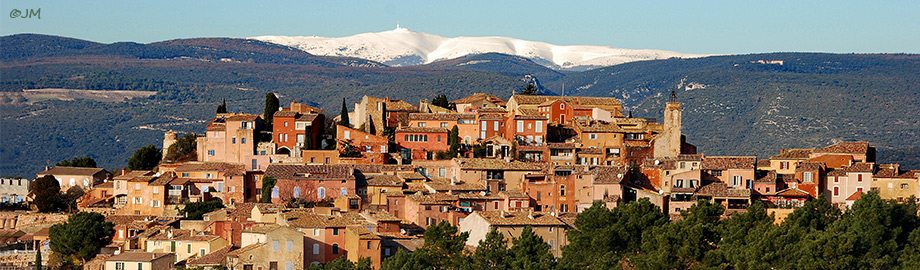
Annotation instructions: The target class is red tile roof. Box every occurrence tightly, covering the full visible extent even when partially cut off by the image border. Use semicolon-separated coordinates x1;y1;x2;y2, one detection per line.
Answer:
770;149;813;160
409;113;476;121
264;164;355;181
815;142;870;154
37;166;107;176
702;156;756;170
106;252;173;263
395;127;450;133
453;93;507;105
474;211;566;226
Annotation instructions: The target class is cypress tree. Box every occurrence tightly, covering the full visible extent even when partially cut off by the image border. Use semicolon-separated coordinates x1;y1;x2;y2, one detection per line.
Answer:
263;93;279;127
339;98;350;127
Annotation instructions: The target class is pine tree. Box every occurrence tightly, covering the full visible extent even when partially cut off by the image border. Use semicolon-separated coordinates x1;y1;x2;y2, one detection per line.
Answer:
32;175;61;213
216;98;227;113
471;229;509;269
339;98;350;127
263;93;279;127
508;226;555;270
34;245;42;270
520;84;540;95
260;176;276;203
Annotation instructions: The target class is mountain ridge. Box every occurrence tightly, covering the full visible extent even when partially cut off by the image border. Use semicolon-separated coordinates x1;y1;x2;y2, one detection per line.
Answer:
251;27;706;71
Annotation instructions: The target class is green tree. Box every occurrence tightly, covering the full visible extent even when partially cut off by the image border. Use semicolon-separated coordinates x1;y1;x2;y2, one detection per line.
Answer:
631;199;725;269
412;221;471;269
55;157;97;168
165;133;198;162
509;226;555;270
339;98;350;127
216;98;227;114
263;93;279;127
179;198;224;220
448;126;460;156
431;94;450;109
127;144;161;171
339;139;362;158
48;212;114;262
560;199;667;269
717;201;777;269
260;176;276;203
31;175;61;213
520;84;540;95
63;186;85;212
471;229;509;269
34;246;42;270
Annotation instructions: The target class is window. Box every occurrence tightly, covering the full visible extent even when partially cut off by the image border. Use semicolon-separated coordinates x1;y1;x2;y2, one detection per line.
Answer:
803;172;813;182
675;179;683;188
138;263;143;270
858;174;863;182
287;240;293;251
341;187;347;196
494;121;499;131
833;186;839;196
317;187;325;199
588;134;598;140
902;183;910;189
549;239;556;250
294;187;301;197
732;175;742;187
711;170;723;176
857;187;864;193
273;240;279;251
834;176;839;183
385;248;391;256
536;121;543;132
314;229;321;236
517;121;525;132
380;145;386;153
439;168;446;177
284;121;288;127
205;173;214;179
527;123;532;130
418;122;426;127
135;183;141;190
272;187;279;198
560;185;566;196
313;243;320;254
780;162;789;170
286;262;293;270
344;131;351;139
242;138;247;144
134;197;142;204
153;187;159;194
116;262;124;270
208;150;215;156
188;244;192;254
441;122;449;128
332;244;339;254
151;200;160;207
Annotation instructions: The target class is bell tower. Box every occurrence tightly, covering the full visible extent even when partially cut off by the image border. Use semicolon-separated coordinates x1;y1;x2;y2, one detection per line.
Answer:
654;91;682;157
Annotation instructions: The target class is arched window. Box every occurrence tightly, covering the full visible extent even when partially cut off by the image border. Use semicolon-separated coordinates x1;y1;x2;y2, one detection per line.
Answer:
332;243;339;254
313;243;319;255
317;187;326;199
294;187;301;198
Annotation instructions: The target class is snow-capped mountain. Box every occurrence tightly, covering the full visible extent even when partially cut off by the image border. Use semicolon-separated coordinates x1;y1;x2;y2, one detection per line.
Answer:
251;26;707;71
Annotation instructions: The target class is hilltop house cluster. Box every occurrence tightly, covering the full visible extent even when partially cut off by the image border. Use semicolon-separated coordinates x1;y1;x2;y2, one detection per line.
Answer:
4;92;918;269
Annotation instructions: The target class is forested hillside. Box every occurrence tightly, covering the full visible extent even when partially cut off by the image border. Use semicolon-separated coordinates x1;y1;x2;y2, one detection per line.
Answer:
1;34;918;176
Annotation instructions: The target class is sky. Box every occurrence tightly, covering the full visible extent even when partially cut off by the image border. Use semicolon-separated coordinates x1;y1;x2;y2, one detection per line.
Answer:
1;0;918;55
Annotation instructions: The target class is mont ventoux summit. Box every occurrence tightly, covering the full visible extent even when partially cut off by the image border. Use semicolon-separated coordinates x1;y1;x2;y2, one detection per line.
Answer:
1;25;920;269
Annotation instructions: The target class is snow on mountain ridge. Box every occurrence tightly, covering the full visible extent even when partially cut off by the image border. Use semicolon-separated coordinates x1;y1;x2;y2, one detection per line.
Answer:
251;27;707;71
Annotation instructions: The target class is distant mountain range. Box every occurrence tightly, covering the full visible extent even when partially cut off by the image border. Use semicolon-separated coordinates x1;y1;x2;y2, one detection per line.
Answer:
252;26;705;71
1;33;918;177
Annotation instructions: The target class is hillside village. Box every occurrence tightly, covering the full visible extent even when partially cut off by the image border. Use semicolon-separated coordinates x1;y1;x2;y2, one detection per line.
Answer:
2;91;919;269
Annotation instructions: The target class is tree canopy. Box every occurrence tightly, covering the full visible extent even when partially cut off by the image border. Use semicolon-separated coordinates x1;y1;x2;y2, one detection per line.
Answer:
32;174;61;213
55;157;97;168
165;133;198;162
216;98;227;113
260;176;276;203
127;144;161;171
263;93;279;127
48;212;114;262
179;198;224;220
520;84;540;95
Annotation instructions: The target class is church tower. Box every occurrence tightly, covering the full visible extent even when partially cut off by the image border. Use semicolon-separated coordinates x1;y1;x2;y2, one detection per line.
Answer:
654;91;682;158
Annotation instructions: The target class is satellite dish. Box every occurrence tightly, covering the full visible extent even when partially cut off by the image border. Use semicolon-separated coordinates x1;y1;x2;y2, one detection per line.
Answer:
400;228;407;235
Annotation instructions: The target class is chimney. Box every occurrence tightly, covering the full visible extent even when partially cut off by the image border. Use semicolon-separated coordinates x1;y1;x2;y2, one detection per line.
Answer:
781;149;786;154
528;209;534;219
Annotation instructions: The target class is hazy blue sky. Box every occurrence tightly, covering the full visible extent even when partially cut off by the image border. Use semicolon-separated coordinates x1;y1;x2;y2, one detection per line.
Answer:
2;0;918;54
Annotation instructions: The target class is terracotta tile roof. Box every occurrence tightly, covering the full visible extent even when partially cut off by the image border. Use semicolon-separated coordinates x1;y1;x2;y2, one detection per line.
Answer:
695;182;751;198
477;107;508;113
226;114;260;121
591;166;628;184
106;252;173;262
409;113;476;121
348;227;381;240
175;162;245;174
770;149;813;160
845;191;864;201
478;113;505;120
475;211;566;226
547;143;576;149
407;193;458;205
226;243;265;257
455;158;543;171
148;230;224;242
795;162;825;172
106;215;158;226
38;166;107;176
95;181;114;188
384;100;419;111
365;175;404;187
775;188;811;197
242;224;284;234
149;175;176;186
512;95;621;107
114;171;155;180
273;111;298;118
676;154;703;161
397;172;427;181
826;168;847;177
755;171;778;183
350;164;418;174
778;174;797;183
498;190;529;199
457;193;502;200
844;162;874;173
807;154;853;169
756;159;772;168
187;246;231;266
513;114;548;120
296;114;320;122
702;156;756;170
361;210;403;222
453;93;507;105
206;122;226;131
815;142;870;154
425;177;487;192
575;121;624;133
395;127;450;133
642;158;676;170
264;164;355;181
